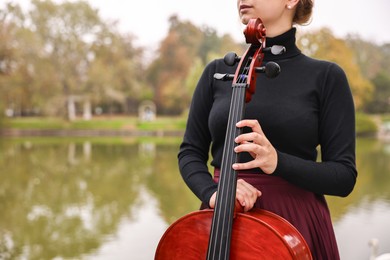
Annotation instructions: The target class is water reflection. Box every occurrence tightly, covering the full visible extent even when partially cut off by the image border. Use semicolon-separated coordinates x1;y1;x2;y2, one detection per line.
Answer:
0;139;145;259
89;187;167;260
335;199;390;259
0;138;198;259
0;137;389;259
326;138;390;259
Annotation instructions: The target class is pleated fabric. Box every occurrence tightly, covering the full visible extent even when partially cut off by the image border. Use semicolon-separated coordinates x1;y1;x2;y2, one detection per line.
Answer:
211;169;340;260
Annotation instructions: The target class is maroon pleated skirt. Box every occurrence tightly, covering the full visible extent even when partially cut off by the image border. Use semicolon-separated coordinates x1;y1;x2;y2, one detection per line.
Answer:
209;169;340;260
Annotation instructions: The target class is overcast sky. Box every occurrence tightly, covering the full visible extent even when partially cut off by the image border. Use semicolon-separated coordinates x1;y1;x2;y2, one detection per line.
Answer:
92;0;390;47
9;0;390;49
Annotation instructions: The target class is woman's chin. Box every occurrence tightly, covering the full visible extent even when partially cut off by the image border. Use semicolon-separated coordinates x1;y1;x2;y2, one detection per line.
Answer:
240;17;250;25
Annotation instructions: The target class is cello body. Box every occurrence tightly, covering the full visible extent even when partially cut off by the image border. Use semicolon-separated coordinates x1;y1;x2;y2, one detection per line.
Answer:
155;208;311;260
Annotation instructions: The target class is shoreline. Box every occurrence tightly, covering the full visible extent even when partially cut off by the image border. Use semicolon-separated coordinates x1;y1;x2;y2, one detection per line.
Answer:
0;129;379;139
0;129;185;137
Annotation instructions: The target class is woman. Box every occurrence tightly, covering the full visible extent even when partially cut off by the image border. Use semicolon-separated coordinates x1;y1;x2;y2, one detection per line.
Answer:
178;0;357;259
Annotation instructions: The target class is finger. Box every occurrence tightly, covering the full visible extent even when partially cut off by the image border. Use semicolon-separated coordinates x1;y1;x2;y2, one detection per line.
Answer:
234;140;259;159
236;180;261;211
235;190;247;208
237;179;255;198
233;160;259;171
209;192;217;209
235;132;265;146
238;179;262;197
233;157;276;174
236;192;252;212
236;186;251;207
236;119;264;135
234;142;262;155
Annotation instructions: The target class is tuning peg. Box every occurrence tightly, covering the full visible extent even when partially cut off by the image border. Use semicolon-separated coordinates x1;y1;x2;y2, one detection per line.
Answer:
263;45;286;55
223;52;240;66
255;62;281;78
214;73;235;81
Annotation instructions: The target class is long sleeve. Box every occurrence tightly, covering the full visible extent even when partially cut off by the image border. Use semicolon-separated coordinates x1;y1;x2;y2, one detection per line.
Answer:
273;63;357;196
178;61;219;204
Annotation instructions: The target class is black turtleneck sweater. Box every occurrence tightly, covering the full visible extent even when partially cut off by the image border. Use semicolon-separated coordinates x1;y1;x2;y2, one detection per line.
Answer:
178;28;357;205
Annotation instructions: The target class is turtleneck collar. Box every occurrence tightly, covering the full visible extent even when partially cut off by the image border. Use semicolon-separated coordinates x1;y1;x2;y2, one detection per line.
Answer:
263;27;301;61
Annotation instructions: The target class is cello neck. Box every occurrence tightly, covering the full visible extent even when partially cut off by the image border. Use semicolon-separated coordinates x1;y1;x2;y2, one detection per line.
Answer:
206;18;268;260
207;38;264;259
206;82;247;260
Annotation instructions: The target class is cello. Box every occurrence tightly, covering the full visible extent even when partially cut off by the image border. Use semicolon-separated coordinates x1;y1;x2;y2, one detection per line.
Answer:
155;18;312;260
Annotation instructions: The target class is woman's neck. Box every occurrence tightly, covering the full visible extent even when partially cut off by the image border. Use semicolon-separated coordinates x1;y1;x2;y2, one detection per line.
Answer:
264;21;293;38
263;27;301;61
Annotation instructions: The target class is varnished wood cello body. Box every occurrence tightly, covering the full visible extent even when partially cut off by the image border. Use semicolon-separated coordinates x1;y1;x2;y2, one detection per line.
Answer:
155;18;312;260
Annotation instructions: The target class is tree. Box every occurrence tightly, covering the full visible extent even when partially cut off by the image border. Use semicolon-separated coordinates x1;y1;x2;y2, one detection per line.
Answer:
346;36;390;113
87;30;147;115
297;28;373;110
364;72;390;113
0;2;46;116
0;0;145;118
146;15;203;114
147;15;245;115
345;35;384;80
29;0;105;119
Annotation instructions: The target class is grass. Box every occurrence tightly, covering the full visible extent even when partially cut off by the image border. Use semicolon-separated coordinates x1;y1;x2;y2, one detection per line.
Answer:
136;117;187;130
0;113;383;137
356;113;379;136
2;116;187;132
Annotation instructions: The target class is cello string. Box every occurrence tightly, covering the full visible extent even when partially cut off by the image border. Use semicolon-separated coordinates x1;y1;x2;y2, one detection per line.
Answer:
220;53;252;258
230;52;253;247
212;82;240;258
226;82;247;258
210;86;239;257
208;45;257;259
221;85;240;256
219;89;237;258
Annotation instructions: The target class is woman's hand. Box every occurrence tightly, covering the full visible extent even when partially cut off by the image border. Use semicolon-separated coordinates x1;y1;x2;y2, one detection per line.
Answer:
232;119;278;174
209;179;262;212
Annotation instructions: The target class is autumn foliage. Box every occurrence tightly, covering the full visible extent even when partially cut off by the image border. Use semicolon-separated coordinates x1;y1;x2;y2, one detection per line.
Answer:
1;1;389;118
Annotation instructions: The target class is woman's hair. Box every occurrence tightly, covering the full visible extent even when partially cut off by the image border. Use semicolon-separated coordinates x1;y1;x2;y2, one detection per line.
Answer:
293;0;314;25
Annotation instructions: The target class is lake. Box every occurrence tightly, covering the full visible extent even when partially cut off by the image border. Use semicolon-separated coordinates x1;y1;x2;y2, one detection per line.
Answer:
0;137;389;259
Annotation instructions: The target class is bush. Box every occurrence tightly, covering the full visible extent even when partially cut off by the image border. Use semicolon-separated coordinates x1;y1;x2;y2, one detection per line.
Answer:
356;112;378;136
